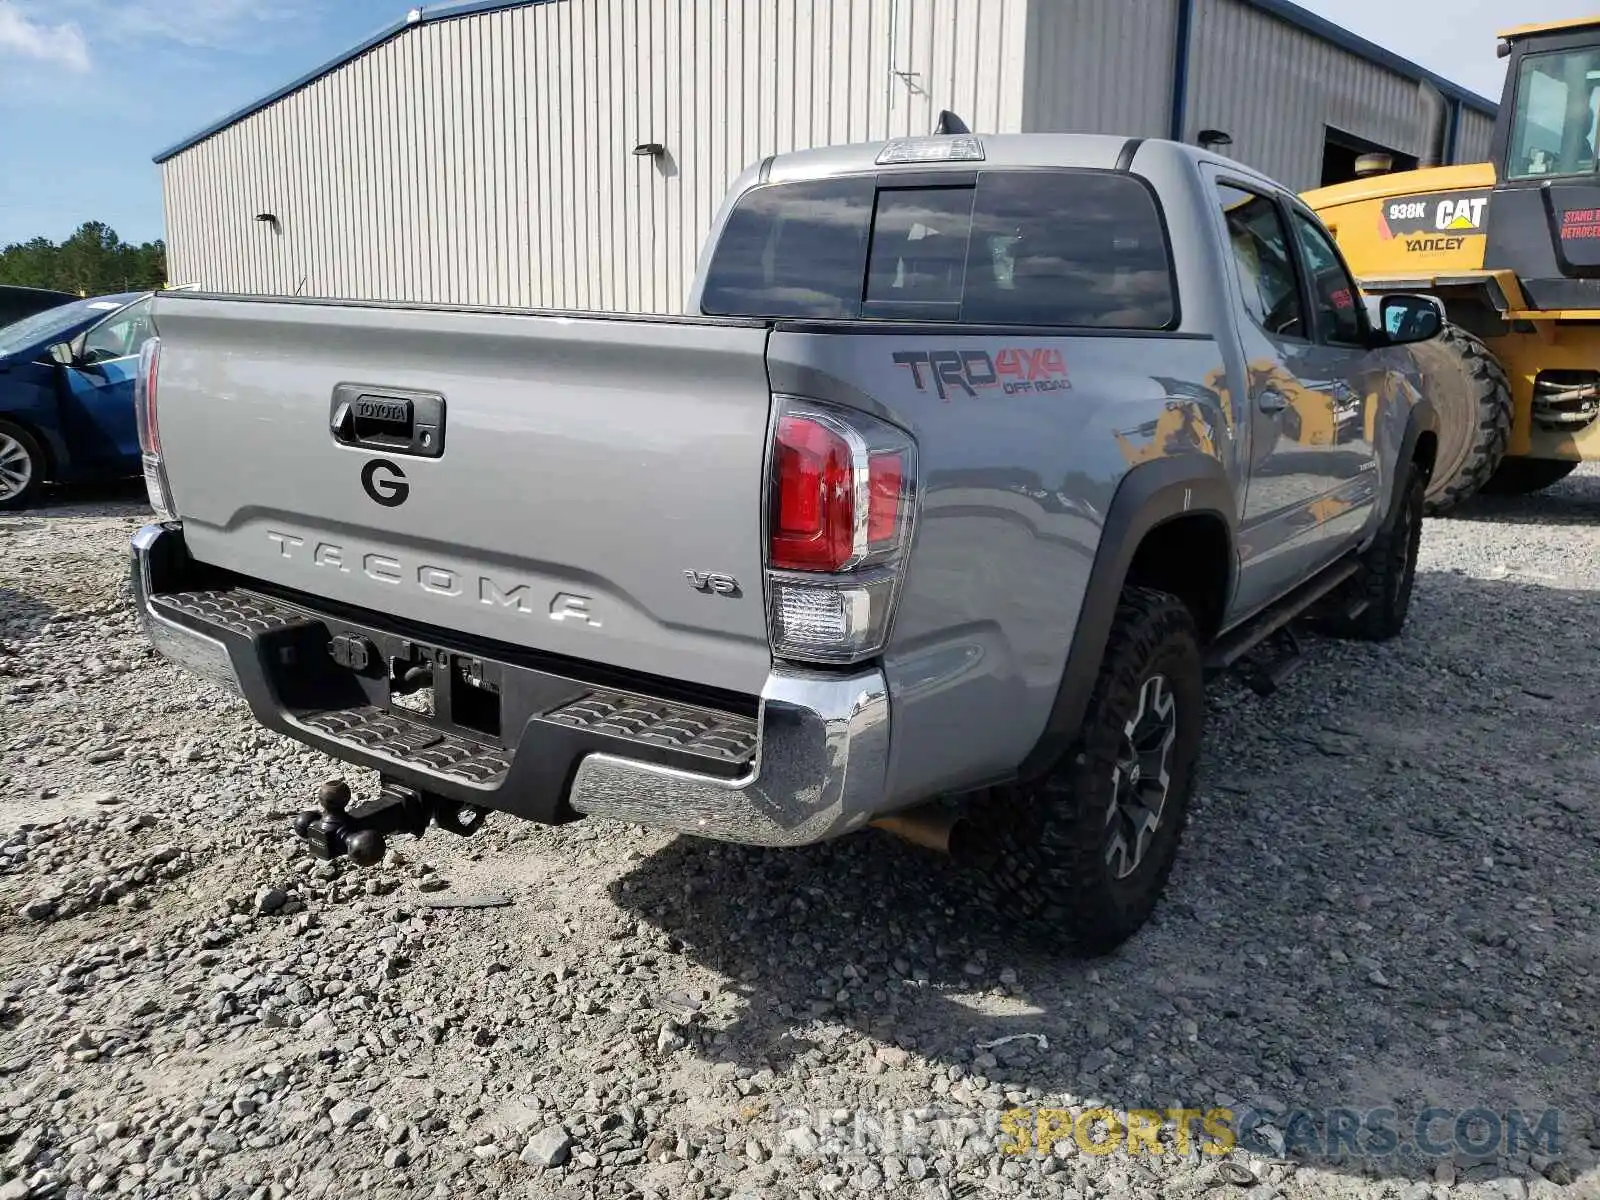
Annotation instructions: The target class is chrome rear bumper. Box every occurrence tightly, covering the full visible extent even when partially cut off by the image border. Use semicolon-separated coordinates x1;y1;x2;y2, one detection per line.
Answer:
567;669;889;845
131;523;891;847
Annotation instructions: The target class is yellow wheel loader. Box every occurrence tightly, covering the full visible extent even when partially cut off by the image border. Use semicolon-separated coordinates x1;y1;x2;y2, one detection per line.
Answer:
1115;363;1374;469
1115;395;1219;466
1303;18;1600;512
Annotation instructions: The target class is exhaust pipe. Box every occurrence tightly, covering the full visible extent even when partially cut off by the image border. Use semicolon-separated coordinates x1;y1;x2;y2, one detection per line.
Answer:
872;805;967;855
1417;80;1449;169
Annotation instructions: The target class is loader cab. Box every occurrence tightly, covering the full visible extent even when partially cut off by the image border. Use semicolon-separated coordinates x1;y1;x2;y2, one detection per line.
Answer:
1486;19;1600;308
1499;33;1600;181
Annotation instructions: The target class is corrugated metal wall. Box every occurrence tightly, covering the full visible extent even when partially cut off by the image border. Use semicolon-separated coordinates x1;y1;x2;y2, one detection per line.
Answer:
1456;108;1495;166
161;0;1028;313
162;0;1495;308
1183;0;1433;192
1021;0;1178;137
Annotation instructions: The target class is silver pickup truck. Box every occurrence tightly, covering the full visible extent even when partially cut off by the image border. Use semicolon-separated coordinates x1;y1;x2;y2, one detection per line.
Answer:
131;133;1445;955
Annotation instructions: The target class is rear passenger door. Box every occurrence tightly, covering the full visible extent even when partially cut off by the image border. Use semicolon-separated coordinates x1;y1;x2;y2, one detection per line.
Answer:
1210;177;1342;612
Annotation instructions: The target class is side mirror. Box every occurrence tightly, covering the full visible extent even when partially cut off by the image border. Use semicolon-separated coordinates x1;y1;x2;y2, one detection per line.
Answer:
1379;294;1445;345
48;342;75;367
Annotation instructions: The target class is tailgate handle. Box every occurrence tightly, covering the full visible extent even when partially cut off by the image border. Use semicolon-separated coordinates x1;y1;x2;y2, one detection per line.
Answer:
330;384;446;458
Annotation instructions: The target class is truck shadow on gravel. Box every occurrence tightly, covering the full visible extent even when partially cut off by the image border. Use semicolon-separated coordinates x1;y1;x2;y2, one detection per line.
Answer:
609;568;1600;1187
1439;470;1600;527
13;478;149;516
0;586;55;638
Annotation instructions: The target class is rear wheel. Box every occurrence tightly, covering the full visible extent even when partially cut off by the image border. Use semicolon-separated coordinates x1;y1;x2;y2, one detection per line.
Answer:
1480;456;1580;497
0;422;44;511
1407;324;1511;515
966;588;1204;957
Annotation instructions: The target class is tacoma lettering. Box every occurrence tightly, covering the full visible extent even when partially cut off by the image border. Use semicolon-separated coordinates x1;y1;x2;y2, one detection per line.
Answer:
266;530;305;558
363;554;401;584
479;579;534;611
266;532;545;611
313;543;348;571
418;566;460;596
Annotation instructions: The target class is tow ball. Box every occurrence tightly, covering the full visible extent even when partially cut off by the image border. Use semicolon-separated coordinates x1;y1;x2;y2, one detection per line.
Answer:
293;778;489;865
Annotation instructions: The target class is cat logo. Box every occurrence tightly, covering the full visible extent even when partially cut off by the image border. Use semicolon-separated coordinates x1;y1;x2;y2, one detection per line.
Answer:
1435;196;1488;231
1380;190;1491;240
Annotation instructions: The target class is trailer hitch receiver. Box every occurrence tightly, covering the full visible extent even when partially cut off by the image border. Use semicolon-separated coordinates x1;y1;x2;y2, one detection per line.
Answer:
292;778;488;865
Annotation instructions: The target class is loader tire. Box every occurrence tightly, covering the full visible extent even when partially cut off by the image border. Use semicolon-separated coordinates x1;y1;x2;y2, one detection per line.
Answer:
1407;324;1511;515
1317;460;1424;642
1480;456;1580;497
964;588;1204;958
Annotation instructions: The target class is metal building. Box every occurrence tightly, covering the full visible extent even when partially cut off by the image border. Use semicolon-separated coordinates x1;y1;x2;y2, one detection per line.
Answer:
155;0;1498;314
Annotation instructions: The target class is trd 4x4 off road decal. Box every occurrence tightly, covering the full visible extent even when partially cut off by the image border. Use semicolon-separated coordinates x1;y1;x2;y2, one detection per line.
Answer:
1378;190;1491;254
893;348;1070;400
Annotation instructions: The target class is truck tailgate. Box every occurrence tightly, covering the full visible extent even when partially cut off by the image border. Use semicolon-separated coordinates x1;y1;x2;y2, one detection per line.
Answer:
150;295;775;695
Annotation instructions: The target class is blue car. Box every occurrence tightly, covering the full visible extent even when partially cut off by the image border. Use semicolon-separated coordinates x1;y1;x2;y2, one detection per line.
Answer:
0;291;154;509
0;285;78;328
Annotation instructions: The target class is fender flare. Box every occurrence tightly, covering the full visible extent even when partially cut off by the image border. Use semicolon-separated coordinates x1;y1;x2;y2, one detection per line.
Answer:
1385;396;1439;533
1017;455;1237;781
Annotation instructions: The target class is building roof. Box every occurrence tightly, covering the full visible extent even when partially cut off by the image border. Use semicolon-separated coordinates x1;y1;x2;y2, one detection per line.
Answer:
151;0;1501;165
1245;0;1499;118
152;0;538;164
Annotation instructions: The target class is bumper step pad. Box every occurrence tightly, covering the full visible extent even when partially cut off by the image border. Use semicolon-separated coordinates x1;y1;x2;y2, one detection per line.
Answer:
150;588;308;637
143;584;758;803
299;707;511;786
545;689;757;765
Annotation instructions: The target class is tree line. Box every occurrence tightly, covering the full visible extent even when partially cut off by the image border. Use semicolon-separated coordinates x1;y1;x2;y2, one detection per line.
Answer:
0;222;167;297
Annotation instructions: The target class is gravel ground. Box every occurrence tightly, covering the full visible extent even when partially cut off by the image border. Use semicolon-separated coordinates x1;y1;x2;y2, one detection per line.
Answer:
1;470;1598;1200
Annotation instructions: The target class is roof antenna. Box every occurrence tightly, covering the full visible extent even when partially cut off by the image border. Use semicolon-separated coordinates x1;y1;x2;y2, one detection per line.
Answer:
934;110;970;135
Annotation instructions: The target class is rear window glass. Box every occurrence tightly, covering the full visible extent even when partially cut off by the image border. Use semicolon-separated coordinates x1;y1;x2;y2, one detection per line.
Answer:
864;187;975;314
700;169;1176;329
697;179;873;318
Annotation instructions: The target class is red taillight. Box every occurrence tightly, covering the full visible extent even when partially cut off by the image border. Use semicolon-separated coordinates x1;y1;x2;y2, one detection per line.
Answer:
135;336;176;521
867;452;904;546
764;398;918;664
771;414;856;571
136;338;161;456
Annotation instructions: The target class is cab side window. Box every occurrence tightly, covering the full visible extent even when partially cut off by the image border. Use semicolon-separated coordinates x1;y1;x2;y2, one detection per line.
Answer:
81;298;155;365
1289;210;1366;347
1215;183;1306;340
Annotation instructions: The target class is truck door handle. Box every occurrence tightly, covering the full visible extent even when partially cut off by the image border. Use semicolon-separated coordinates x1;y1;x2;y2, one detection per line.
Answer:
1258;387;1289;414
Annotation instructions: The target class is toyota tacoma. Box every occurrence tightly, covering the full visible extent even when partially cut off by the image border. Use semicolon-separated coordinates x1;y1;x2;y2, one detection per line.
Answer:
130;132;1444;954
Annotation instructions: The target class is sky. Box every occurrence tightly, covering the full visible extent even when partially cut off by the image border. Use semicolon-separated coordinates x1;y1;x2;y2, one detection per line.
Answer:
0;0;1594;248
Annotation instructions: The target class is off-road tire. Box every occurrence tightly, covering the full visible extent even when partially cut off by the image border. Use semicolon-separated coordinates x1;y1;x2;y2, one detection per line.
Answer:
965;588;1204;957
1320;462;1424;641
0;421;44;512
1408;324;1511;515
1480;456;1580;497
